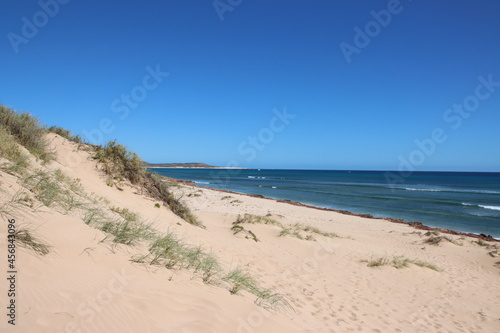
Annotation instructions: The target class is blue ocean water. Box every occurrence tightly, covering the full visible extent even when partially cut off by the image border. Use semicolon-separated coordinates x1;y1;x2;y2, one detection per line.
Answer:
149;169;500;238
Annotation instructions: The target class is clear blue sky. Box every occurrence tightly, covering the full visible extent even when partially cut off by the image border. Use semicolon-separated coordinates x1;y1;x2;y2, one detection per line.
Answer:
1;0;499;171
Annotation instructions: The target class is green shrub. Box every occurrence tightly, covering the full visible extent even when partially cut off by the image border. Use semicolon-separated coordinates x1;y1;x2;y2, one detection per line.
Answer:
0;128;29;173
48;126;83;144
145;173;203;228
0;105;51;162
94;140;145;185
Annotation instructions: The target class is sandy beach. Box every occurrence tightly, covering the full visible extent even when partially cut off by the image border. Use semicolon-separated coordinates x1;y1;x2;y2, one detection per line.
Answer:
1;133;499;333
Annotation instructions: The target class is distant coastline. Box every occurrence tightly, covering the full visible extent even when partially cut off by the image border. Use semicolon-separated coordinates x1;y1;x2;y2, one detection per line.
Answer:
143;162;247;169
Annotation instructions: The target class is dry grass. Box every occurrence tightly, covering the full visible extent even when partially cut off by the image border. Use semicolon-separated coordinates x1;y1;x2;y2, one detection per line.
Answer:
11;228;50;255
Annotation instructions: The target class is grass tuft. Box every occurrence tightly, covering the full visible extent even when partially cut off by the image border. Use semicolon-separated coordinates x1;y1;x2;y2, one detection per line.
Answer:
362;256;441;271
11;228;50;255
48;126;83;144
223;267;259;295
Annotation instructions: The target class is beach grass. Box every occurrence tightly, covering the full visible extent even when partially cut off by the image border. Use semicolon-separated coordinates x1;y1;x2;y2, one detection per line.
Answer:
223;267;259;295
48;126;84;144
362;256;441;271
0;128;30;174
12;228;50;255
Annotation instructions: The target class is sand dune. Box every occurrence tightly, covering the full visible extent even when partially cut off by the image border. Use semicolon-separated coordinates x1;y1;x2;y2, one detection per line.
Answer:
1;133;499;332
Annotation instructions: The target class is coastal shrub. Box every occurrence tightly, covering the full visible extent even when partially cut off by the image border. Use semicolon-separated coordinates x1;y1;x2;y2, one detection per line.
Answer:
0;105;52;162
145;173;203;228
94;140;145;185
92;140;201;227
48;126;84;144
0;128;29;173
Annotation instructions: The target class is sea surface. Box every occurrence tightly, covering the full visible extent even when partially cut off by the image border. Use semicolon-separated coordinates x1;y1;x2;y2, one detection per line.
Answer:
149;169;500;238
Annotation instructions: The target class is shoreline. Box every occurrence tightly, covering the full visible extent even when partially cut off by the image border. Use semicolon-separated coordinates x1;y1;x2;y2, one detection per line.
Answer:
167;177;499;242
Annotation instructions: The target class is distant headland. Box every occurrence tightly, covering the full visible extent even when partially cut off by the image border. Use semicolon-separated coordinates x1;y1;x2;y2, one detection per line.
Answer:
143;162;247;169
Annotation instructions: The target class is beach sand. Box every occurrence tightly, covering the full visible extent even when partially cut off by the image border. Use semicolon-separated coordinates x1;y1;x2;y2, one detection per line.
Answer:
0;133;498;332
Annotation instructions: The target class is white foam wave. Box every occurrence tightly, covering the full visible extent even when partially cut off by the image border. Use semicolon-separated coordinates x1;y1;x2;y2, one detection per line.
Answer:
479;205;500;211
404;187;500;194
404;187;441;192
462;203;500;211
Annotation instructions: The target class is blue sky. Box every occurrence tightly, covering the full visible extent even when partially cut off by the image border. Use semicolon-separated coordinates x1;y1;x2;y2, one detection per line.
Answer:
1;0;499;171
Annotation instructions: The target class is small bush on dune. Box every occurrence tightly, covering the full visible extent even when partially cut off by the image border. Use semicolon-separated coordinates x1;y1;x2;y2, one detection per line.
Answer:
145;173;203;228
0;105;52;162
0;128;29;173
93;142;202;227
48;126;83;144
94;140;145;185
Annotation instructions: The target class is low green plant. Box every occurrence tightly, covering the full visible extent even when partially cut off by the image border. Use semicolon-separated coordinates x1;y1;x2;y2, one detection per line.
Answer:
198;253;221;284
100;219;156;245
148;232;188;268
363;257;390;267
474;239;489;247
424;235;460;246
22;170;64;207
154;203;161;208
362;256;441;271
235;214;283;228
254;289;291;311
231;223;259;242
110;207;139;222
94;140;145;185
0;127;29;174
392;256;412;269
412;260;441;272
223;267;259;295
145;173;203;228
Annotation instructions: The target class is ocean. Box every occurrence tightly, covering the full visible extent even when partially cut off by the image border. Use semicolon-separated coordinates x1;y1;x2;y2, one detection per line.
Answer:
148;169;500;238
